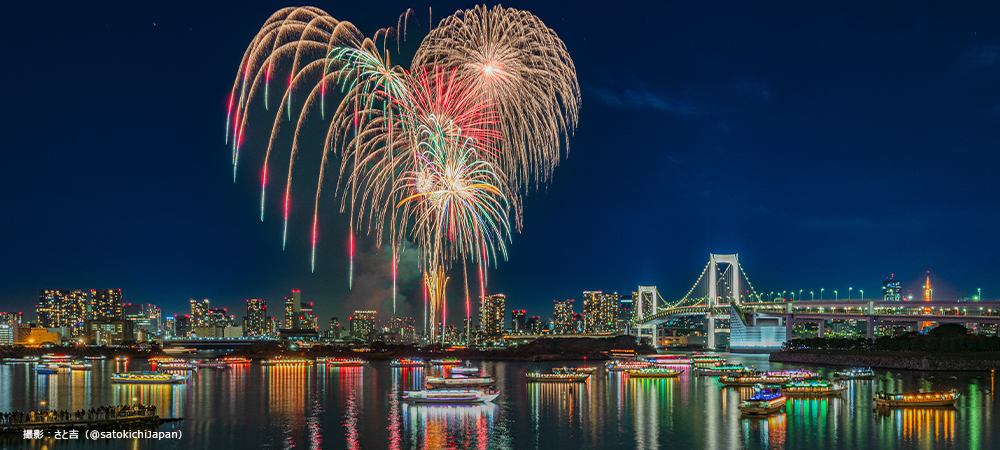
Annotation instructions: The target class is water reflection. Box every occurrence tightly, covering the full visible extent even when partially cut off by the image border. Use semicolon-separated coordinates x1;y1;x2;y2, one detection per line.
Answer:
402;403;497;450
742;412;787;449
264;365;310;448
875;407;956;443
113;384;185;417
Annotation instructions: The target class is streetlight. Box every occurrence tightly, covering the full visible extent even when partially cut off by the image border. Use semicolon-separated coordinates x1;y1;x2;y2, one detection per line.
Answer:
821;288;824;300
799;290;803;302
834;290;838;300
791;292;796;301
860;289;864;300
769;292;774;302
979;288;982;301
811;291;815;300
849;287;853;300
781;291;786;301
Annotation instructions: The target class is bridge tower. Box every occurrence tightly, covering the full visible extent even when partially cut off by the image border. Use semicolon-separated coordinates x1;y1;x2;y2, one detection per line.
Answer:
707;254;740;349
636;286;659;347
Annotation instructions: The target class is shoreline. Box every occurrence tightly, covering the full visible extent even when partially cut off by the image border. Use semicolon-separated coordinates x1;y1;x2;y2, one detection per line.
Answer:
770;349;1000;371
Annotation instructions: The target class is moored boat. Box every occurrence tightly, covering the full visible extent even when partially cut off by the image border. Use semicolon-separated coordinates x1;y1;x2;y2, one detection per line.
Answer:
553;366;599;374
261;357;313;366
114;356;129;362
766;370;819;381
192;360;228;369
34;365;59;374
391;358;424;367
70;362;93;371
834;368;875;380
402;389;499;404
220;356;251;364
719;373;800;387
641;354;694;365
691;353;726;368
3;356;40;363
156;362;195;370
526;372;590;383
430;358;462;366
83;355;107;360
696;364;753;377
626;368;683;378
873;390;960;407
739;385;786;415
426;376;495;388
325;358;367;367
781;380;845;398
606;361;652;372
111;372;188;384
450;365;481;375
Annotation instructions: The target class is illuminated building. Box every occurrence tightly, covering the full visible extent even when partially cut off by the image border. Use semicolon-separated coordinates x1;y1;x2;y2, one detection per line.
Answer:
329;317;341;339
0;312;23;327
17;325;60;345
924;272;933;302
350;310;377;340
190;299;210;327
480;294;506;338
511;310;526;333
552;299;575;334
618;295;634;331
284;290;302;329
124;303;161;336
384;316;417;343
526;316;543;333
572;313;585;333
37;289;89;336
207;308;229;327
90;289;124;321
244;299;267;337
300;302;317;330
883;274;902;301
583;291;619;333
267;317;280;336
83;320;134;346
164;316;176;337
174;315;192;338
0;323;15;345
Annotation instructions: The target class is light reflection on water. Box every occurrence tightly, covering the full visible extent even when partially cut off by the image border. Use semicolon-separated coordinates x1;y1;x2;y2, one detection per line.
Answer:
0;356;996;449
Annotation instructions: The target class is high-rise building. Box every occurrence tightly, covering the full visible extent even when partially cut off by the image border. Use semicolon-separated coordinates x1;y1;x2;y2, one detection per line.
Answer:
553;299;575;334
300;302;317;330
883;274;902;301
244;299;267;337
0;323;15;345
572;313;585;333
511;310;526;333
329;317;341;339
284;290;302;329
37;289;89;336
618;295;634;331
83;320;134;346
164;316;176;337
190;299;210;327
350;310;377;340
123;303;160;336
90;289;124;321
479;294;506;338
207;308;229;327
526;316;543;334
174;315;192;338
583;291;620;333
0;312;23;327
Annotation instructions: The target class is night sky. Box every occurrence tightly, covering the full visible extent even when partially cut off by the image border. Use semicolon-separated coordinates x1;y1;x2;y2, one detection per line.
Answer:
3;1;998;325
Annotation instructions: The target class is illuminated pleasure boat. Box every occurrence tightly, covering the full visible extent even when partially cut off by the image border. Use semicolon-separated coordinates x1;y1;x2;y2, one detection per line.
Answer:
192;360;229;369
70;362;93;371
526;372;590;383
157;362;195;370
325;358;367;367
112;372;188;384
605;361;652;372
402;389;499;404
833;368;875;380
3;356;41;363
626;368;683;378
765;370;819;381
391;358;425;367
261;357;313;366
220;356;251;364
42;354;73;362
719;373;800;387
426;376;495;388
873;390;960;408
695;364;753;377
738;385;786;415
115;356;129;362
691;354;726;368
641;354;694;365
552;366;599;374
781;380;845;398
450;364;481;375
430;358;462;366
83;355;107;360
148;356;183;364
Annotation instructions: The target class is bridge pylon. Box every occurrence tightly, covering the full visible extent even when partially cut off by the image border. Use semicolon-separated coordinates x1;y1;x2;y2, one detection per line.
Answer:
636;286;659;346
708;254;739;349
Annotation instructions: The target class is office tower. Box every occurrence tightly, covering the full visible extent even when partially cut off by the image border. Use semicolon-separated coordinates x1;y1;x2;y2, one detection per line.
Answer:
174;315;192;338
553;299;575;334
617;295;634;331
300;302;317;330
37;289;89;336
350;310;377;339
190;299;210;327
245;299;267;337
526;316;543;334
479;294;506;338
90;289;124;321
883;274;902;301
284;290;302;329
511;309;526;333
583;291;620;333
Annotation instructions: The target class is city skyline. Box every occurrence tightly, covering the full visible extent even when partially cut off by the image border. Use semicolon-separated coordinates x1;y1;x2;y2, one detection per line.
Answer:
2;1;999;330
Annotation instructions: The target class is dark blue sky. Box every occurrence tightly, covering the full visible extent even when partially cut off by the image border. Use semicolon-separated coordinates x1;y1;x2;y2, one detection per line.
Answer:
2;1;998;325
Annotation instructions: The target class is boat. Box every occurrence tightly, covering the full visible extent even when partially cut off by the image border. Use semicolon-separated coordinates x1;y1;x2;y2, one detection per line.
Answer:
765;370;819;381
83;355;107;360
115;356;129;362
34;365;59;374
605;361;652;372
148;356;183;363
719;373;803;387
325;358;367;367
738;385;787;415
526;372;590;383
156;362;194;370
873;390;960;407
220;356;251;364
696;364;753;377
402;389;499;404
192;360;228;369
553;366;599;374
3;356;40;363
781;380;845;398
450;365;481;375
391;358;424;367
426;376;495;388
641;354;693;365
111;372;188;384
626;368;683;378
430;358;462;366
833;368;876;380
691;354;726;367
70;362;93;371
261;357;313;366
42;354;72;362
